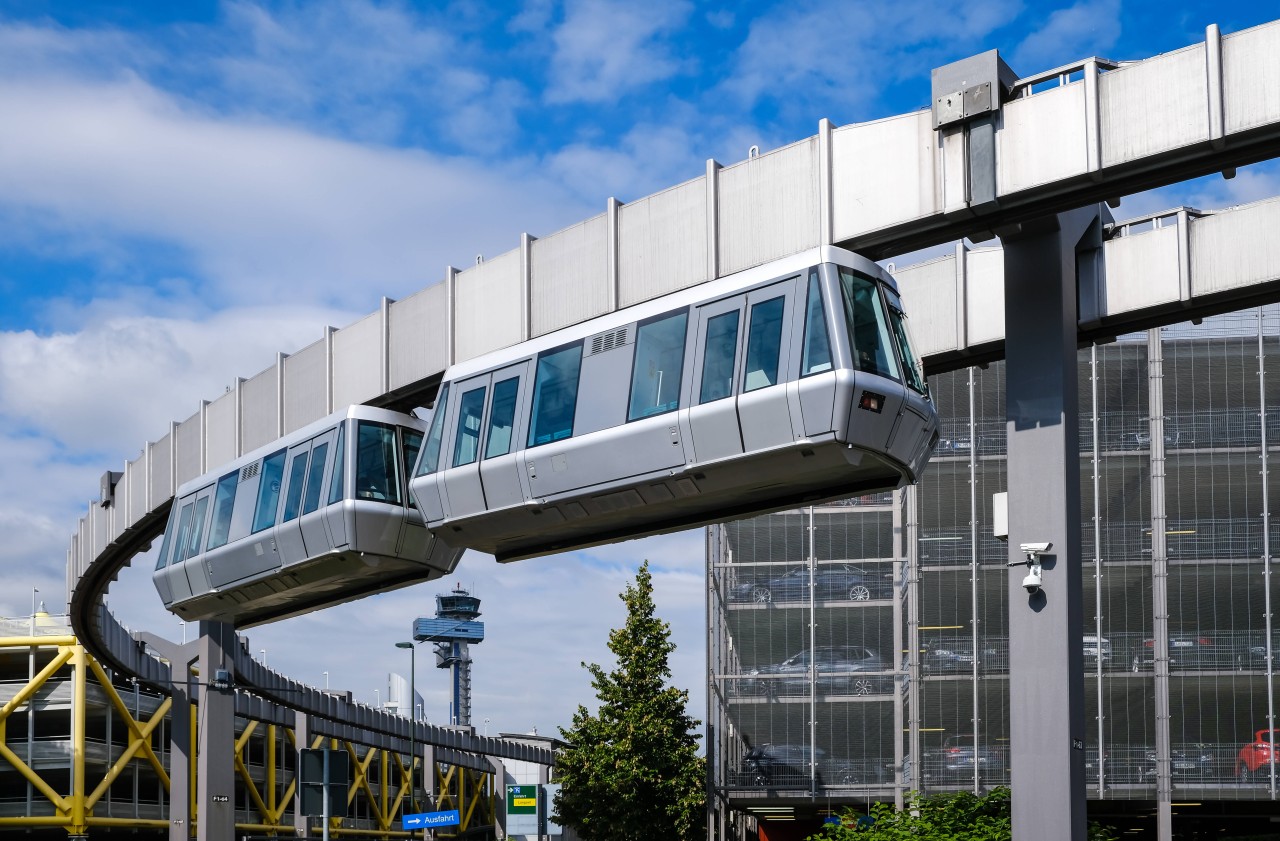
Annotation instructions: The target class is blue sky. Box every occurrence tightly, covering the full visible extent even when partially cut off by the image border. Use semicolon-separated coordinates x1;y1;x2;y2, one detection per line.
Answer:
2;0;1280;734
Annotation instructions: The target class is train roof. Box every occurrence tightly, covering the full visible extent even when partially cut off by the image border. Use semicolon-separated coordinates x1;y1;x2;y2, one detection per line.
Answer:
173;404;425;497
445;244;892;383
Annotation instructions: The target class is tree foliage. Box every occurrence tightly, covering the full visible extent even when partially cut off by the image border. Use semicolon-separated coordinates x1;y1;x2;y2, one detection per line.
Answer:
808;788;1117;841
554;561;706;841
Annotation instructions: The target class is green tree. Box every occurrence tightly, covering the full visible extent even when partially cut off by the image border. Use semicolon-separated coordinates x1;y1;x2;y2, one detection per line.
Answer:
554;560;706;841
808;788;1117;841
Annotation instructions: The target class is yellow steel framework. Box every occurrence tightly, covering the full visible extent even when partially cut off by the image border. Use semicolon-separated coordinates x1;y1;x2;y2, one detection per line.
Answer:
0;633;498;839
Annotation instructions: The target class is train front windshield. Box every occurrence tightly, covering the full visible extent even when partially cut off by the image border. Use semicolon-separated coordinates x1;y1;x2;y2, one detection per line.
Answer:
838;268;926;395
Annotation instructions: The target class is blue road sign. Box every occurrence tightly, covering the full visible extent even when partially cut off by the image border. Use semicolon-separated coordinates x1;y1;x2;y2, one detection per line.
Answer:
402;810;460;829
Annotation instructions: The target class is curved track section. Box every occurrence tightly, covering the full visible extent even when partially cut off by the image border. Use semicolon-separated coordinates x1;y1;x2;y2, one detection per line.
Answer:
71;505;554;765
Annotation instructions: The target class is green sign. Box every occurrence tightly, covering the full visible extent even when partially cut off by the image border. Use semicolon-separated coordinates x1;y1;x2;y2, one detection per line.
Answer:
506;784;537;815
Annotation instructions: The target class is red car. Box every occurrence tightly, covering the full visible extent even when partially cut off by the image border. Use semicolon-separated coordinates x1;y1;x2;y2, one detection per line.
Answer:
1237;730;1277;780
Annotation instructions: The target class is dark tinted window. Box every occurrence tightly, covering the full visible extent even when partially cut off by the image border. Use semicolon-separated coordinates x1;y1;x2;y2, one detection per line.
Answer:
485;377;520;459
281;449;310;522
416;384;450;476
628;310;688;421
251;450;287;533
356;421;401;504
327;425;346;505
743;296;785;392
700;310;739;404
301;442;329;515
800;271;832;376
206;471;239;550
453;386;487;467
528;343;583;447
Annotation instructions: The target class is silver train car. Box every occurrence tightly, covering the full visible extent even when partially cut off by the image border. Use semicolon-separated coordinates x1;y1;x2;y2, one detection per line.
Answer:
411;245;939;562
152;406;461;625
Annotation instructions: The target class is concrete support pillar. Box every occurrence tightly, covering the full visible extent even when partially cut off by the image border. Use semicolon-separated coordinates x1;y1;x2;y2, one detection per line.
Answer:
294;712;311;838
196;621;237;841
168;677;192;841
1002;204;1108;841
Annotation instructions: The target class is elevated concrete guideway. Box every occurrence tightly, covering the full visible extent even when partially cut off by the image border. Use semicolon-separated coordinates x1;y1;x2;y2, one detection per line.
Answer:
59;18;1280;833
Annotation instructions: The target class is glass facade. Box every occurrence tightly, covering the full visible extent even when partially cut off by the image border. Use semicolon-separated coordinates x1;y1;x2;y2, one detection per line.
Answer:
707;309;1280;832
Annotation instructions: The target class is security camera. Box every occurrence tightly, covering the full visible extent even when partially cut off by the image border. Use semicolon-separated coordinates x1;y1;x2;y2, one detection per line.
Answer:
1019;541;1051;556
1022;566;1043;594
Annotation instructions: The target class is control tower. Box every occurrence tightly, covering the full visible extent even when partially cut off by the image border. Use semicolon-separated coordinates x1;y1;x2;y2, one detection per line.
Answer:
413;585;484;727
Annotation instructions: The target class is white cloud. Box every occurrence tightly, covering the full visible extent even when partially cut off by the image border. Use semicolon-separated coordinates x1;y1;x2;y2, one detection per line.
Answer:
722;0;1023;122
1008;0;1122;72
544;0;692;104
0;77;591;311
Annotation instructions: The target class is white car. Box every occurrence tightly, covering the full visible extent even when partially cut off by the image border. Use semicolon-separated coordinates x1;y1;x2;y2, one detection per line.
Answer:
1082;635;1112;661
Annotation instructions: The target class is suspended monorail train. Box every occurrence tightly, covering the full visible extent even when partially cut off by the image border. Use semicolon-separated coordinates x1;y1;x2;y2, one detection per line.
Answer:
152;406;461;626
154;244;938;624
410;244;938;562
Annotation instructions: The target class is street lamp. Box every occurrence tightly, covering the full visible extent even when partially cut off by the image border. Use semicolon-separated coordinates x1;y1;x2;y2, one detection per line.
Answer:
259;648;267;667
323;671;329;690
395;641;416;820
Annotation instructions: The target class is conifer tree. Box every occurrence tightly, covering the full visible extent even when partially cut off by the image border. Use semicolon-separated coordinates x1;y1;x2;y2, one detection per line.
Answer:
554;560;706;840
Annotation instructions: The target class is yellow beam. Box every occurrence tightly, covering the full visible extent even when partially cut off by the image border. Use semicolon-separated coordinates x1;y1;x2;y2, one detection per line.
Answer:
69;645;88;835
0;635;77;649
0;646;73;721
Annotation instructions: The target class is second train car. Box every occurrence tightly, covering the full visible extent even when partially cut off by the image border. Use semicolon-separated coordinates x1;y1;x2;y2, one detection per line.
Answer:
152;406;462;625
410;244;939;562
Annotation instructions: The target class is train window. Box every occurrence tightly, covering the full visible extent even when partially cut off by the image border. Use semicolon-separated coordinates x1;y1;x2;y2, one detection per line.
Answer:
800;271;832;376
171;500;196;562
328;425;346;505
251;450;287;534
485;377;520;458
416;384;451;476
181;496;210;562
205;470;239;551
528;343;583;447
885;298;928;395
700;310;740;403
453;386;488;467
401;430;422;509
743;296;785;392
627;310;688;421
839;269;901;381
154;505;180;570
301;441;330;515
356;421;402;503
281;450;310;522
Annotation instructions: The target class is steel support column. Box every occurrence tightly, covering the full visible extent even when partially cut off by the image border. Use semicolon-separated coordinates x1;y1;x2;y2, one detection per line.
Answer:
1003;205;1107;841
196;621;236;841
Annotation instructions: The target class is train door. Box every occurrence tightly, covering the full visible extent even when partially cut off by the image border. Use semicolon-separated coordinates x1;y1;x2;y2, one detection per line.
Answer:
737;279;798;452
410;387;449;526
322;424;349;547
173;485;215;603
687;296;747;463
275;440;313;566
439;373;491;519
882;287;935;467
297;429;338;559
794;268;838;437
478;362;531;511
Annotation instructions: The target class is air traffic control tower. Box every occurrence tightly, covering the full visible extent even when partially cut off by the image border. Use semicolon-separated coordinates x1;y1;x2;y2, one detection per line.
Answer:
414;586;485;726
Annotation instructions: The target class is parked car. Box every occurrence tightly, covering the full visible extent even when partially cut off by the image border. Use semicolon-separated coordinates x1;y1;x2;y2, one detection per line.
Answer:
924;735;1009;781
735;744;891;788
920;637;1007;675
1138;746;1219;782
739;646;891;697
1237;730;1277;781
1236;634;1279;670
729;564;891;604
1082;634;1112;662
1131;634;1235;671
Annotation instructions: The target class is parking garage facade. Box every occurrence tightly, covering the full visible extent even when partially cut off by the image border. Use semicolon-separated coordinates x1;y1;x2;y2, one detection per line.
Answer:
706;308;1280;836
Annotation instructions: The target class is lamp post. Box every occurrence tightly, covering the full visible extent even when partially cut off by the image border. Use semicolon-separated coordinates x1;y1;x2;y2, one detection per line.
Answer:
395;641;416;821
259;648;267;667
